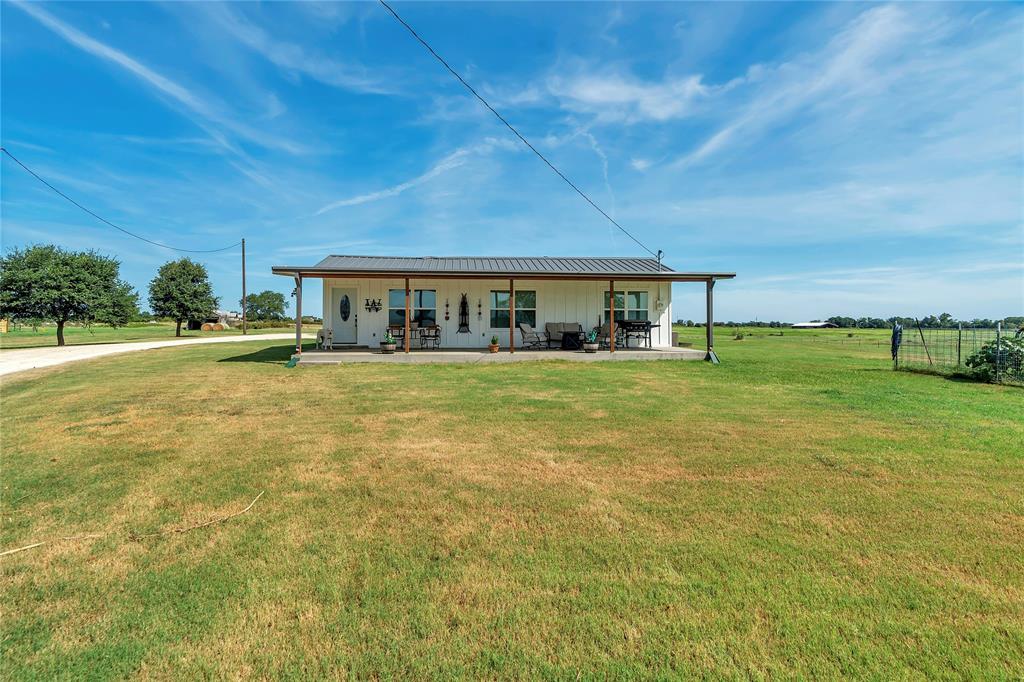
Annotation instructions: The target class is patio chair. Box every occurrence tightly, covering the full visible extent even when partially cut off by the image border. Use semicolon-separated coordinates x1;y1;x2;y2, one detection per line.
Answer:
420;325;441;350
598;322;624;349
519;323;547;350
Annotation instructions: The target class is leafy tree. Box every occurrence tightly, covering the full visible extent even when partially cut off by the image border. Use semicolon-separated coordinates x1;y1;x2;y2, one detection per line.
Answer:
0;245;137;346
241;290;287;321
148;258;218;337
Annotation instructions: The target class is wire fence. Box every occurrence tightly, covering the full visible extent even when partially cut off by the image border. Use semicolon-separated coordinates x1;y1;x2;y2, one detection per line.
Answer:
895;324;1024;385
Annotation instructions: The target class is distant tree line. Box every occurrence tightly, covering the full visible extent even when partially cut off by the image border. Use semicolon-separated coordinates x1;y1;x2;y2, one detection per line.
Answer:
820;314;1022;329
676;315;1024;330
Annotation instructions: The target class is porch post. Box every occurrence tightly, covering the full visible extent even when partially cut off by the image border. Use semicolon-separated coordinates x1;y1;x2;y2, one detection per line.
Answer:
404;277;411;354
294;275;303;354
705;279;718;363
509;278;515;353
609;279;615;353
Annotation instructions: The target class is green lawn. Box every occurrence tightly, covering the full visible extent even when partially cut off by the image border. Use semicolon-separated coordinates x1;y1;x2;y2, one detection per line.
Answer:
1;328;1021;678
0;321;303;350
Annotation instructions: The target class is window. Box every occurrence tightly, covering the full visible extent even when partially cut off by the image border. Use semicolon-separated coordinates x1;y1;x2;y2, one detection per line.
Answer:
388;289;436;326
489;290;536;328
604;290;648;322
627;291;649;321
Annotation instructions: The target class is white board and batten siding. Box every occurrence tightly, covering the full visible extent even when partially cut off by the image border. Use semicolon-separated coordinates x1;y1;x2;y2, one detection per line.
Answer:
321;278;674;349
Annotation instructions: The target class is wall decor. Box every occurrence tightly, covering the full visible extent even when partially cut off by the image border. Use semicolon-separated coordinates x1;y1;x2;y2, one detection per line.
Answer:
363;298;382;313
458;294;470;333
445;298;450;321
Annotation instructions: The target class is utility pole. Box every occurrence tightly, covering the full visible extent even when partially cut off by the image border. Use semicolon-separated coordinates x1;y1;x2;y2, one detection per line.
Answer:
241;238;247;335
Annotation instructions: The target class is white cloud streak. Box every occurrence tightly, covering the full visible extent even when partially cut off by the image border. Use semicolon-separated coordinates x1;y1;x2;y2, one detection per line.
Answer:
314;139;518;215
11;0;306;155
676;6;920;167
195;3;393;95
547;70;708;123
315;150;471;215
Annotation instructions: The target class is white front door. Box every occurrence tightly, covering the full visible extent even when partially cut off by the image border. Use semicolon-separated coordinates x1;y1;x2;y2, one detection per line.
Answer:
332;288;358;344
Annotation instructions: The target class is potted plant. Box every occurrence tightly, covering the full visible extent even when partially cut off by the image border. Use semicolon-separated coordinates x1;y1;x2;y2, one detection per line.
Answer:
488;335;500;353
583;329;599;353
380;330;397;354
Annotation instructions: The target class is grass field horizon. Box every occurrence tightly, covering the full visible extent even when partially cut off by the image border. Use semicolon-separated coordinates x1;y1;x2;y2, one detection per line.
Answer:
2;328;1021;678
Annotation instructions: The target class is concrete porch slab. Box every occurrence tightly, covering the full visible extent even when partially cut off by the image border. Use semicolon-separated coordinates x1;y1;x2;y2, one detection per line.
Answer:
296;347;706;365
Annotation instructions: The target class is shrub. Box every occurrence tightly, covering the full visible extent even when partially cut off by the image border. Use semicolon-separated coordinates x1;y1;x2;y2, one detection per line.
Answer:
734;332;745;340
964;336;1024;382
244;320;294;329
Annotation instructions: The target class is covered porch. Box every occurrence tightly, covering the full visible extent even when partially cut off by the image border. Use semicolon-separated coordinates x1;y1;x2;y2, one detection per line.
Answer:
272;255;735;363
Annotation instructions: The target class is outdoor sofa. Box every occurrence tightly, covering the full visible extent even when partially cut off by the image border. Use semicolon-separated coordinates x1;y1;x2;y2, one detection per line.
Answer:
544;322;584;349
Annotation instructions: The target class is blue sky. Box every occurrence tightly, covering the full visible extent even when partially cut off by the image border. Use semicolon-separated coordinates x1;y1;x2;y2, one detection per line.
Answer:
2;1;1021;321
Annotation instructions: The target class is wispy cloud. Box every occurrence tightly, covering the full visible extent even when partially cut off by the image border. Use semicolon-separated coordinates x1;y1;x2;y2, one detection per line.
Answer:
315;149;471;215
599;6;624;46
743;261;1024;287
1;139;56;155
194;3;394;95
275;241;380;256
675;6;919;167
547;69;708;123
11;0;306;155
314;139;518;215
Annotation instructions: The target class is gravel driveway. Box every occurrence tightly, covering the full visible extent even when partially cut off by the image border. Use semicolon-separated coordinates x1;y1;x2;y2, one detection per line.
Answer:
0;333;307;377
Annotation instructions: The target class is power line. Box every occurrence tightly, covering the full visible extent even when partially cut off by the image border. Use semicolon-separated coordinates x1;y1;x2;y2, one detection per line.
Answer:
377;0;660;261
1;147;242;254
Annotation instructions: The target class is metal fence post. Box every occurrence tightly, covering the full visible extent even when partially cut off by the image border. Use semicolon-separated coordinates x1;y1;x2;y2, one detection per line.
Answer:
995;322;1002;384
915;319;933;366
957;323;962;367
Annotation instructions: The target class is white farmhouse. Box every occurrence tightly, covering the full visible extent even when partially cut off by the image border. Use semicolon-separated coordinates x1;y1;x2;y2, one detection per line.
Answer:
273;255;734;361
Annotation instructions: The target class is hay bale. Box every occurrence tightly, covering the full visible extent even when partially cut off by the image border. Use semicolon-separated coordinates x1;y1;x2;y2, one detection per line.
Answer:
201;322;214;331
212;323;225;331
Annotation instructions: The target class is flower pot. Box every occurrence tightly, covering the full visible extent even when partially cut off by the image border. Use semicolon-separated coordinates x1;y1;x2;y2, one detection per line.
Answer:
380;342;396;354
583;342;599;353
488;344;500;353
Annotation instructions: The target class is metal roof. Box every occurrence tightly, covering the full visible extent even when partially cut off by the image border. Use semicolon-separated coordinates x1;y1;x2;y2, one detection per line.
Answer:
272;255;735;281
320;255;670;273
